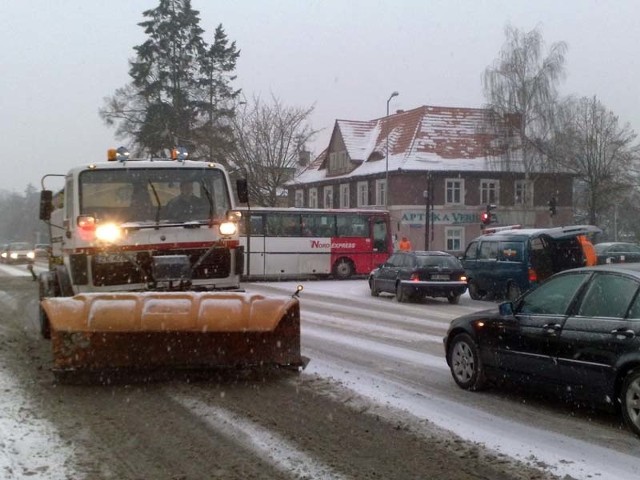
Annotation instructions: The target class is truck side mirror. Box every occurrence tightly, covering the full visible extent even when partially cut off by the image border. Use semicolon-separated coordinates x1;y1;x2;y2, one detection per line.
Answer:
39;190;53;221
236;179;248;204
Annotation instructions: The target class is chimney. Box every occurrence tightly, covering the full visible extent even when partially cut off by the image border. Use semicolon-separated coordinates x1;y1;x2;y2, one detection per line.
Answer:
298;149;311;166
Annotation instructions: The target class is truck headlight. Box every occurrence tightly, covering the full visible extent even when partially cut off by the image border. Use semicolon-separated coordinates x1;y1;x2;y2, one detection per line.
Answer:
95;223;122;243
219;221;237;236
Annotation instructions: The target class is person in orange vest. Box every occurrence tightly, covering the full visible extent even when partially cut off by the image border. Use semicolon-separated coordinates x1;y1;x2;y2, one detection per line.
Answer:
398;236;412;252
577;235;597;266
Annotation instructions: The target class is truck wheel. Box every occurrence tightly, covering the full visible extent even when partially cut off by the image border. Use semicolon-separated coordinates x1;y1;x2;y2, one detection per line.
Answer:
38;305;51;339
55;265;74;296
621;368;640;437
38;276;53;340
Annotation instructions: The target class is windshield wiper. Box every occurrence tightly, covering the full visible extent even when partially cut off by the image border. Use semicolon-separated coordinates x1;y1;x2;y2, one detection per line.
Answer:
148;179;162;228
200;179;214;220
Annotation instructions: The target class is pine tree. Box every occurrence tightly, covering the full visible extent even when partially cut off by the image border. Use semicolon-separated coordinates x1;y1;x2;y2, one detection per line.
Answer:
100;0;241;158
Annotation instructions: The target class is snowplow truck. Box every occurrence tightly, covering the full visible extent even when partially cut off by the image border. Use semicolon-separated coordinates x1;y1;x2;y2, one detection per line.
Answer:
37;148;303;381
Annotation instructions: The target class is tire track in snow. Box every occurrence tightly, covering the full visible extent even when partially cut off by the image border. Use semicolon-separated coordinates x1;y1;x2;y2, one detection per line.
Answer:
303;323;448;370
303;310;445;344
171;395;348;480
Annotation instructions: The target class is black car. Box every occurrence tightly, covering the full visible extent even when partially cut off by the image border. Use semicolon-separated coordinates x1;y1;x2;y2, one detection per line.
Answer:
369;251;467;304
594;242;640;264
443;263;640;437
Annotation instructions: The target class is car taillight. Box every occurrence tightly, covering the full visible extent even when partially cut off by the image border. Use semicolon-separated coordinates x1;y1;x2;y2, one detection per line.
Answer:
410;273;420;282
528;267;538;282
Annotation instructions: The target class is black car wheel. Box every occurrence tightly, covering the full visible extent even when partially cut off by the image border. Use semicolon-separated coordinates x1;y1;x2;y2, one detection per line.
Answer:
447;292;461;304
395;282;407;303
448;333;486;390
621;368;640;437
369;277;379;297
468;280;482;300
506;282;522;301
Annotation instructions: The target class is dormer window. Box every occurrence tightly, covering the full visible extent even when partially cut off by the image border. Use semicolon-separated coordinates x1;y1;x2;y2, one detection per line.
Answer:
329;150;349;174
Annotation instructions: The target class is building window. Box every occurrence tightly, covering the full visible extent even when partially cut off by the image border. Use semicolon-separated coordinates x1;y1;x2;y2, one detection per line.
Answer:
323;186;333;209
357;181;368;207
340;184;350;208
515;180;533;206
329;151;349;174
445;227;464;252
294;189;304;208
309;188;318;208
445;178;464;205
375;179;386;206
480;179;499;205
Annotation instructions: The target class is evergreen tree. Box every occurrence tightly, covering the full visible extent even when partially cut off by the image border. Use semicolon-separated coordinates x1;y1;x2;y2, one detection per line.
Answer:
192;24;241;169
100;0;240;159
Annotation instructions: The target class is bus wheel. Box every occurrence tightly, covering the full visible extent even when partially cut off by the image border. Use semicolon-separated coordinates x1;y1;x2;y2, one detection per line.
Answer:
333;259;354;280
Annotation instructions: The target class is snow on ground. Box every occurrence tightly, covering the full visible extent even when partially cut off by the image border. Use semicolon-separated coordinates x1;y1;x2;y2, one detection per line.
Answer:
252;279;640;480
0;267;74;479
1;271;638;479
0;370;75;480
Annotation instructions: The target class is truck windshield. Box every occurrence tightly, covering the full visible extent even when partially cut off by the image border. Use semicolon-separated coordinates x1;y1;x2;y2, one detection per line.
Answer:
79;168;231;223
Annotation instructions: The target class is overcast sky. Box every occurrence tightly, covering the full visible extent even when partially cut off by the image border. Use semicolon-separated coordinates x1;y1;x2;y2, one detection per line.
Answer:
2;0;639;193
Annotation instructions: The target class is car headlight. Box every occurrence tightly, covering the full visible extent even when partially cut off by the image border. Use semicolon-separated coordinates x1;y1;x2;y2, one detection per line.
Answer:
219;221;237;236
27;251;35;259
95;223;123;243
10;252;18;259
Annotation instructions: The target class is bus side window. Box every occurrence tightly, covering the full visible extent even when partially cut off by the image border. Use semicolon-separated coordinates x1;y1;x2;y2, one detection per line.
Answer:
250;215;264;235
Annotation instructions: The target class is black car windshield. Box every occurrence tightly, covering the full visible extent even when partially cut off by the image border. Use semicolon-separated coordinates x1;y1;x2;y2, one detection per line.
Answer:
417;255;462;269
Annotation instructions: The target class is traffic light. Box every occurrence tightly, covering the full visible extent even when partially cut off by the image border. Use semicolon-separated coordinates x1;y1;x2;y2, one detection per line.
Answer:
481;204;496;226
548;196;557;216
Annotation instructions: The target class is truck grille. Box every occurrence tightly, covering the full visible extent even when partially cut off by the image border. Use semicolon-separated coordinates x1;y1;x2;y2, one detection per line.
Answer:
91;247;231;287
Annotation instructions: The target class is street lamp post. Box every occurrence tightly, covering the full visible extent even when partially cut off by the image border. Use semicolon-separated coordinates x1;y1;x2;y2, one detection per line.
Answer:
385;91;399;209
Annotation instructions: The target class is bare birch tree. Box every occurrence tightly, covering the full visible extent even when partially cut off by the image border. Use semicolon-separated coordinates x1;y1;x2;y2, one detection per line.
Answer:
553;95;639;227
230;95;317;206
483;25;567;174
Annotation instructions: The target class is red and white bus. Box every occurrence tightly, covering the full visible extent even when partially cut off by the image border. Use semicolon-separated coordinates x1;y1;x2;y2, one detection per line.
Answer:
238;207;392;280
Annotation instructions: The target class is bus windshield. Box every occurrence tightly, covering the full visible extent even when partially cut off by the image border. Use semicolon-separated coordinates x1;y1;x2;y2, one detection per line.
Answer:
79;168;231;223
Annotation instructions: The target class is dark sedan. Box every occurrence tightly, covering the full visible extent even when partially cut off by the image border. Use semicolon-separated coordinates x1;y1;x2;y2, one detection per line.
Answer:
443;263;640;437
369;251;467;304
594;242;640;264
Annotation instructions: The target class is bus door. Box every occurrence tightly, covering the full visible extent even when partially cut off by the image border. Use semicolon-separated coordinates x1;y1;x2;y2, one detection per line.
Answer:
242;212;266;277
300;213;335;275
264;213;300;276
371;216;390;269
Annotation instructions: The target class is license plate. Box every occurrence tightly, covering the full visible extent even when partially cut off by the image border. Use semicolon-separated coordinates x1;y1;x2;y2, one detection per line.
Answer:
432;274;449;280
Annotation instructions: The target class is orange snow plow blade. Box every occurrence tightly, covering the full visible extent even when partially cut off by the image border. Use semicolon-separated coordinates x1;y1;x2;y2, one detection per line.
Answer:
41;291;304;381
